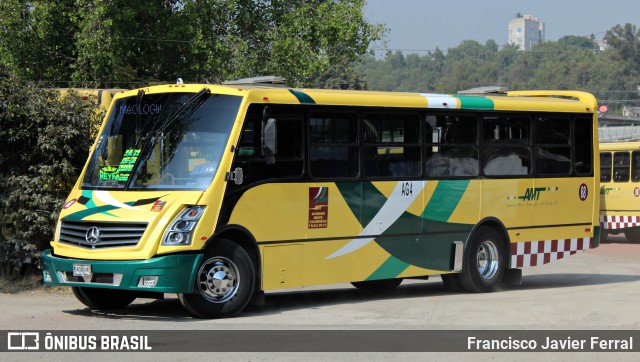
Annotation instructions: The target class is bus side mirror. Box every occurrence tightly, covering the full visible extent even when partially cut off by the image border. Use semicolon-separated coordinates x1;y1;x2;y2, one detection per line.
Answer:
226;167;244;185
262;117;277;164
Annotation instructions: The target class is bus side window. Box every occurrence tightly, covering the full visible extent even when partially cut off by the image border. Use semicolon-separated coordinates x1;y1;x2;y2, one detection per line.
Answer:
232;105;304;185
424;114;478;177
482;114;531;176
632;151;640;182
574;117;593;175
362;113;421;178
613;152;630;182
600;152;612;182
535;115;571;175
309;112;359;179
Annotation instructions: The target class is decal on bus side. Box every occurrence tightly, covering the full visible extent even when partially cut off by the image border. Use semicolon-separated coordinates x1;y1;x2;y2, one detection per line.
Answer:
325;181;425;259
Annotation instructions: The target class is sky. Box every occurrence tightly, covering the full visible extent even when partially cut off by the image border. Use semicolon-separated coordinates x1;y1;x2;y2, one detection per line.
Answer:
363;0;640;54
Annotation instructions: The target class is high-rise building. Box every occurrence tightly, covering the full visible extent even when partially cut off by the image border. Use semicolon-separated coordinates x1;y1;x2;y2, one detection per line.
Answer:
508;14;545;50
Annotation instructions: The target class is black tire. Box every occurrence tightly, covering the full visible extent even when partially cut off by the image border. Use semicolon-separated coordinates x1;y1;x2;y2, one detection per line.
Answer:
72;287;137;310
441;273;464;292
351;278;403;291
458;226;505;293
624;227;640;243
179;239;255;319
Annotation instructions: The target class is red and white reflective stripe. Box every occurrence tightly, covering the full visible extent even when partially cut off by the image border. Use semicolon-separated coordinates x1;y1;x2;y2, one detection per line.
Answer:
510;238;591;268
600;215;640;230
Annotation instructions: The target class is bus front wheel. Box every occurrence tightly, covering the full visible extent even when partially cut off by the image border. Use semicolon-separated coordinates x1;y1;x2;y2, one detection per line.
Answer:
179;239;255;318
459;226;505;293
72;287;137;310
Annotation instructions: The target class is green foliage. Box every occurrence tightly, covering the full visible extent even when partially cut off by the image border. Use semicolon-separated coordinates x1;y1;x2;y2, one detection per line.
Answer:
0;0;384;88
0;0;78;84
357;24;640;113
0;69;97;277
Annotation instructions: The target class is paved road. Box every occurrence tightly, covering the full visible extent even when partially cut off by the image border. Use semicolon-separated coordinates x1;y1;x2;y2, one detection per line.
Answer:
1;235;639;360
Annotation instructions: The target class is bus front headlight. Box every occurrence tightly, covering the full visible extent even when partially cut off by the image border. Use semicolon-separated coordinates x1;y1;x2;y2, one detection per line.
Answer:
162;206;205;246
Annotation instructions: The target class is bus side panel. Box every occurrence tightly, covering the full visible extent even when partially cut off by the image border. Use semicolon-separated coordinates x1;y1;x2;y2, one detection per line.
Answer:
229;180;475;290
228;182;358;290
416;180;478;271
480;179;533;242
533;177;596;239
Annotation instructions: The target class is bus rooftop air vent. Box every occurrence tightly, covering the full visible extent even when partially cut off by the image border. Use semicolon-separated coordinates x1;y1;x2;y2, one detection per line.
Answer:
457;86;508;95
223;76;286;87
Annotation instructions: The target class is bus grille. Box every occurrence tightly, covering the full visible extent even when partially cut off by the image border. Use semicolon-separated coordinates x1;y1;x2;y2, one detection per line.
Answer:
58;220;147;249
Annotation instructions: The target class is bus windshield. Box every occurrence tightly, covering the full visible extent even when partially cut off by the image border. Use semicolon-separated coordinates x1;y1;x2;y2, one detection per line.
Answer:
82;91;241;190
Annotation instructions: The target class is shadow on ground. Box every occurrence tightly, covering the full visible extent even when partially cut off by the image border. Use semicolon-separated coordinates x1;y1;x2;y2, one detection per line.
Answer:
63;271;639;321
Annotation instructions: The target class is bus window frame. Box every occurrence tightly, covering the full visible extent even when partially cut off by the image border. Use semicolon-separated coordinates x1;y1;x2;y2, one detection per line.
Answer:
308;109;360;180
600;152;612;183
613;151;630;182
361;110;423;180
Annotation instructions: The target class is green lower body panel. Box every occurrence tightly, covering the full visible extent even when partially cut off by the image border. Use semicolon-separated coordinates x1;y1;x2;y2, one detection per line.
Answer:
41;249;203;293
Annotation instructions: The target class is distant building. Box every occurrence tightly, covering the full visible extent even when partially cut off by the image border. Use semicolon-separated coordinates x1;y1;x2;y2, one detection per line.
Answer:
623;106;640;117
508;13;545;50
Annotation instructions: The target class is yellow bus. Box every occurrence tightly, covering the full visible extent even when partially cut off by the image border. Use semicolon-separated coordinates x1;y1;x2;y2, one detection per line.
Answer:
41;79;600;318
599;141;640;242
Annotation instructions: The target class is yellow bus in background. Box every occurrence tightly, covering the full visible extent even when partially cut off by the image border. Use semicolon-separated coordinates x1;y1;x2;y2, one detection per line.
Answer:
55;88;125;110
55;88;127;135
599;141;640;242
41;79;600;318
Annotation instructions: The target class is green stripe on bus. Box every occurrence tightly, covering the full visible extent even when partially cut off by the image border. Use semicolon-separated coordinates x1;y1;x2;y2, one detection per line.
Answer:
335;181;388;228
422;180;470;222
376;217;472;271
366;255;409;281
71;190;118;219
289;89;316;104
454;95;494;110
65;204;126;220
81;190;97;208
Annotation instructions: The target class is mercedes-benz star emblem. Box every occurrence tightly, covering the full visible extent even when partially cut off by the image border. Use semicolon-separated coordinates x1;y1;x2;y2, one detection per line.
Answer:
85;226;101;244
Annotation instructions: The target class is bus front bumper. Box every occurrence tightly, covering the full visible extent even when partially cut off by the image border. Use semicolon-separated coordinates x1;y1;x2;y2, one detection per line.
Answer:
41;249;203;293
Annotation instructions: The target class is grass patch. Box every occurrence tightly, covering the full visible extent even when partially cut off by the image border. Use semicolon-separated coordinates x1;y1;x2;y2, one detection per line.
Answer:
0;274;43;293
0;274;71;294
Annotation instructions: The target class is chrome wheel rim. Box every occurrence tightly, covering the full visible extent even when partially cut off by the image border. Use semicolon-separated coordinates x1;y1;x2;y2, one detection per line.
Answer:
477;240;499;280
197;256;240;303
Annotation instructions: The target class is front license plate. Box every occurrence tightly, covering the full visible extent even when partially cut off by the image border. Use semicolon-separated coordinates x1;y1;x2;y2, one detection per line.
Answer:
72;264;92;277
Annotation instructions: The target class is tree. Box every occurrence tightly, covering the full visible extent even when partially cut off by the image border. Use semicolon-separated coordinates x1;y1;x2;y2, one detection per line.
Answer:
356;22;640;112
603;23;640;62
0;0;384;88
175;0;384;87
558;35;597;49
436;40;500;93
0;67;98;277
0;0;78;84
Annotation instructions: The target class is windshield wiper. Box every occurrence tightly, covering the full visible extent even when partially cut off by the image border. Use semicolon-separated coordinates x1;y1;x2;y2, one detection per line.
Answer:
154;87;211;136
125;87;212;188
134;89;146;145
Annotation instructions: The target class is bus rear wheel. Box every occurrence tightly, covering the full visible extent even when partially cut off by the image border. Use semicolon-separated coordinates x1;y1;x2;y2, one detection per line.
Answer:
72;287;137;310
179;239;255;318
459;226;505;293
